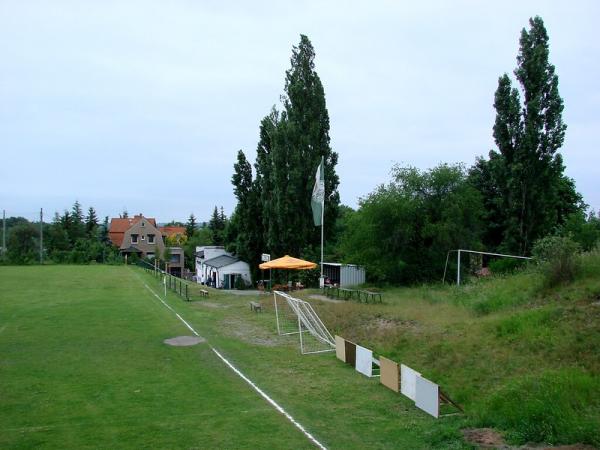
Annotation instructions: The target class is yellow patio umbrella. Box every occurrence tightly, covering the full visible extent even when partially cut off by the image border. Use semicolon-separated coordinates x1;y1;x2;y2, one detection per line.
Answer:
259;255;317;270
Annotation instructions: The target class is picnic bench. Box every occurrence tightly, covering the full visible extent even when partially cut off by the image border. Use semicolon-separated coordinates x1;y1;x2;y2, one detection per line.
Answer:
249;301;262;312
358;290;383;303
323;286;382;303
338;288;357;301
200;289;209;297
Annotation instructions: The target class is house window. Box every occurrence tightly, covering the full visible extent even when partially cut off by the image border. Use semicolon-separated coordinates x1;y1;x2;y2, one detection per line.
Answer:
148;234;155;244
141;235;145;241
170;254;180;263
131;234;139;244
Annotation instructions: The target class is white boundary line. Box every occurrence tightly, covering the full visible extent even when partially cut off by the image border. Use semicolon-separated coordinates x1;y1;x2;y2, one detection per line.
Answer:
211;348;327;450
136;273;327;450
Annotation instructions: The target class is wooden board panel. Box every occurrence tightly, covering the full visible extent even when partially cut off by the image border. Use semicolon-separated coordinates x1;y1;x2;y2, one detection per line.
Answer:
344;340;356;366
380;356;399;392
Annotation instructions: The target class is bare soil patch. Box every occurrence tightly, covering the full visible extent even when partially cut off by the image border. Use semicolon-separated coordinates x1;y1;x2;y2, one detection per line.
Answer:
462;428;507;448
220;317;284;347
461;428;597;450
367;317;420;333
164;336;206;346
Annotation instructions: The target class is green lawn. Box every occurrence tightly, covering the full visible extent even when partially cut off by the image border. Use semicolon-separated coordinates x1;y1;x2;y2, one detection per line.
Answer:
0;266;316;449
2;263;598;449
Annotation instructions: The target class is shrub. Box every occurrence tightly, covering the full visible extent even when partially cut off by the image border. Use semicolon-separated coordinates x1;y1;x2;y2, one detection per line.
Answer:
488;257;527;274
532;235;580;288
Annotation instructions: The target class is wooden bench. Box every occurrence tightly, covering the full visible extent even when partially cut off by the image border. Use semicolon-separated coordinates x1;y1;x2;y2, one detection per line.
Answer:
249;301;262;312
200;289;209;297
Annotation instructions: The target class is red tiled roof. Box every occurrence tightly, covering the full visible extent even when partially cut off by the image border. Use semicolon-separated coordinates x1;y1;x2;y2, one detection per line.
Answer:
108;215;157;247
160;226;186;237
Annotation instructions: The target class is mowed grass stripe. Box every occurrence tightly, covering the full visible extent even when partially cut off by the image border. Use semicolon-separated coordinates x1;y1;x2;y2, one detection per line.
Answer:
0;266;315;449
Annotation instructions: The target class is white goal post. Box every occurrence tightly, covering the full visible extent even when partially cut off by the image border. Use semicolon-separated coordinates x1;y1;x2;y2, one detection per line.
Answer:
443;249;532;286
273;291;335;355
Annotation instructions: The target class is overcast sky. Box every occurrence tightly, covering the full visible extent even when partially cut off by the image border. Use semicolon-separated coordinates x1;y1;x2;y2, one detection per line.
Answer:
1;1;599;223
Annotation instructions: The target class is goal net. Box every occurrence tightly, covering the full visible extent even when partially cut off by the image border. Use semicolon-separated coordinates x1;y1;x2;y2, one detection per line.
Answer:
273;291;335;354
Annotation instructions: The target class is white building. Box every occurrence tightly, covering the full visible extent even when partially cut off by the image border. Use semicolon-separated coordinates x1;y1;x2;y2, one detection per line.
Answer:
195;246;252;289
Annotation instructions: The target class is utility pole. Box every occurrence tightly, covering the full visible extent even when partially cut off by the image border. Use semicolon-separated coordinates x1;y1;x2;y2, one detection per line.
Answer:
40;208;43;264
2;209;5;258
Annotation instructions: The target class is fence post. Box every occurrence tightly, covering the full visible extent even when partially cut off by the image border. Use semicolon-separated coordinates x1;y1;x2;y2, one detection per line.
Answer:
185;284;188;301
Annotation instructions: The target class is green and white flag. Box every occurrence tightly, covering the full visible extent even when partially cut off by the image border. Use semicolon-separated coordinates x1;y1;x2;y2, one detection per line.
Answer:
311;157;325;226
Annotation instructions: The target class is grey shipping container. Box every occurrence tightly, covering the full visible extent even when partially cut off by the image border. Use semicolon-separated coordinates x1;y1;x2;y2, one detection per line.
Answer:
323;263;365;287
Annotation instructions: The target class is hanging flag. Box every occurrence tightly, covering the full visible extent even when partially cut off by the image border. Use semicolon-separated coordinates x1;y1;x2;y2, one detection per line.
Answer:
311;157;325;226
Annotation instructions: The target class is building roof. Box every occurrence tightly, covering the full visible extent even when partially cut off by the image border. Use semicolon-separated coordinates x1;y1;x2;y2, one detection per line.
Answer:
108;214;157;247
203;254;240;268
160;226;186;237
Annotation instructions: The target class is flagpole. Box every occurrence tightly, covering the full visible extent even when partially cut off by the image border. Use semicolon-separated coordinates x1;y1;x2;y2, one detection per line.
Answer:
320;192;324;277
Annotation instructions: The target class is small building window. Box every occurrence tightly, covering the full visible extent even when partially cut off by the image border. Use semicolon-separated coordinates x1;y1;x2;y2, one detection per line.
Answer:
131;234;138;244
148;234;155;244
141;235;145;241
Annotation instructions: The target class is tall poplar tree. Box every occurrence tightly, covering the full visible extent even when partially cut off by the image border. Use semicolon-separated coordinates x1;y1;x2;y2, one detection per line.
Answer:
270;35;340;256
472;16;582;254
228;35;340;267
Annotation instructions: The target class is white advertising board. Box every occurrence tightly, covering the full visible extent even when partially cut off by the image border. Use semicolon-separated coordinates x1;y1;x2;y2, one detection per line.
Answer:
415;376;439;418
400;364;421;401
355;345;374;377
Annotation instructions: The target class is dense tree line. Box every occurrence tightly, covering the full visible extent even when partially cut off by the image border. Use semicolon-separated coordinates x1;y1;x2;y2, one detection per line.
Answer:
224;20;598;285
340;164;484;283
226;35;340;279
1;201;120;265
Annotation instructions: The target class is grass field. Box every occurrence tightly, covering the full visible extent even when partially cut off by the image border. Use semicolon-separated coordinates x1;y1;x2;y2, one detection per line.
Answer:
1;261;599;448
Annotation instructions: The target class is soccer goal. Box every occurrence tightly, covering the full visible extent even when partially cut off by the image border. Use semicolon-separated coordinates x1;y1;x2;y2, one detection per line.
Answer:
273;291;335;355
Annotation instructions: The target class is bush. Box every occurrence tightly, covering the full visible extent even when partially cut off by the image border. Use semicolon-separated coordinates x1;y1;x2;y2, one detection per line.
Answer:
532;235;580;288
488;257;527;274
476;369;600;446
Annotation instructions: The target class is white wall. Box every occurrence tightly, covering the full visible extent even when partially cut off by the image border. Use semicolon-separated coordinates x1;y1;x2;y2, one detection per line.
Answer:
219;261;252;287
194;246;252;288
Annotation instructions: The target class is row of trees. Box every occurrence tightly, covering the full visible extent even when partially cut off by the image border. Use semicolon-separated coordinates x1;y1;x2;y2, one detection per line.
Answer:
0;205;227;267
223;18;598;284
1;201;120;265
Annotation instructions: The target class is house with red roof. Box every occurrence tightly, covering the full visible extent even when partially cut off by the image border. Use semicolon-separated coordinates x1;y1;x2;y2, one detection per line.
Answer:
108;214;185;276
